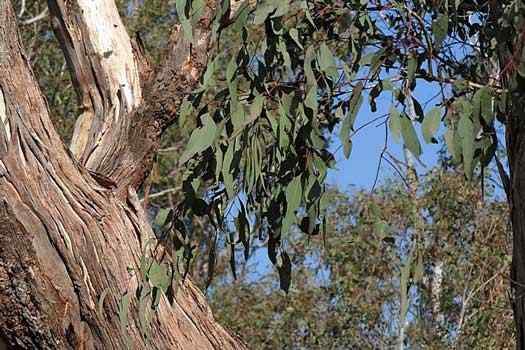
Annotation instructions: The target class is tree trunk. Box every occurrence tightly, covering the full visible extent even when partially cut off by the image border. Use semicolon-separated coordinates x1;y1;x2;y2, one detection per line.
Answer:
508;100;525;349
0;0;245;349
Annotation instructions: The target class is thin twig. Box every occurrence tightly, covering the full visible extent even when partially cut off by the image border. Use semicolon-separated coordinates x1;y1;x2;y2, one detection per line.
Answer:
371;122;389;193
140;187;180;202
22;8;49;25
18;0;26;18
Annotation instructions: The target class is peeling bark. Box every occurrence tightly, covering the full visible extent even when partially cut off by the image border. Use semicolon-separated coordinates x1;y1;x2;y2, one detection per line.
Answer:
49;0;216;191
0;0;245;349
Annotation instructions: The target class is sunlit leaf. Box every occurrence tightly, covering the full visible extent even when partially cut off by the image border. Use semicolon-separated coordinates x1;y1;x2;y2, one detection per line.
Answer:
422;107;442;143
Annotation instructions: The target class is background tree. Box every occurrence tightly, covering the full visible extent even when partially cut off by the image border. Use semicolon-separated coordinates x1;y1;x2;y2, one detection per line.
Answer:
208;170;513;349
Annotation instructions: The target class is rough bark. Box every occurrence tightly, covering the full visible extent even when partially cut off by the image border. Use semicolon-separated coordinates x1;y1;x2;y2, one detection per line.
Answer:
508;96;525;350
48;0;215;191
0;0;245;349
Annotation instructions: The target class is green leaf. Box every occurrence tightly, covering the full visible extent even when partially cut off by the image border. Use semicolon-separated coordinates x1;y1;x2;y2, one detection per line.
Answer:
253;2;277;25
339;83;363;156
226;55;237;83
304;46;317;88
279;113;291;149
231;100;246;132
272;0;289;18
422;107;441;143
343;139;352;159
180;114;217;164
304;87;318;115
400;115;422;157
289;28;303;49
301;0;316;28
389;106;402;143
458;113;475;179
473;87;493;124
154;208;171;227
445;127;461;163
407;55;417;83
346;82;364;127
222;141;235;198
149;263;170;293
338;106;352;159
201;57;218;89
250;94;265;119
399;252;413;323
283;176;302;234
277;38;292;73
318;43;338;80
176;0;192;42
432;15;449;48
118;293;130;329
179;99;193;127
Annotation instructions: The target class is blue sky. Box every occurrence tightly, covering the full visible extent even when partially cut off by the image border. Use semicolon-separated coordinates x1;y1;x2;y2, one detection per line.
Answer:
327;82;442;191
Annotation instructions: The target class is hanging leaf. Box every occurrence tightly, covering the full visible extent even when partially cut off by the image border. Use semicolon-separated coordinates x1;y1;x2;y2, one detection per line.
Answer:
289;28;303;49
432;15;449;48
201;57;218;89
318;43;338;80
250;94;265;119
180;114;217;164
149;263;170;293
399;252;413;325
473;87;493;124
445;127;461;163
343;139;352;159
231;100;246;132
226;55;237;83
176;0;192;42
304;46;317;88
400;115;422;157
222;141;236;198
304;87;318;115
389;106;402;143
282;176;302;234
422;107;442;143
407;54;417;83
277;250;292;292
301;0;316;28
178;99;193;127
339;83;363;157
458;113;475;179
277;38;292;73
345;82;364;129
253;1;277;25
118;293;130;329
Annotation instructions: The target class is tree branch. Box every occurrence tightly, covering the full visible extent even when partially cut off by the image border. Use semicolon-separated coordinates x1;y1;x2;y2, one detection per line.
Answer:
48;0;148;164
49;0;219;193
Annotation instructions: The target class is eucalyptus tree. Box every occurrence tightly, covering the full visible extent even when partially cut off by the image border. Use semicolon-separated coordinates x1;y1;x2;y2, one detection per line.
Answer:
1;0;524;349
168;0;525;347
0;0;244;348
